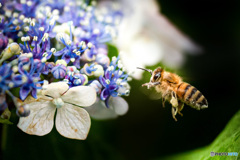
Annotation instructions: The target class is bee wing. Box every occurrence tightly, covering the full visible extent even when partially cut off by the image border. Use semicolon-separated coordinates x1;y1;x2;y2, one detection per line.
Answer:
139;86;162;100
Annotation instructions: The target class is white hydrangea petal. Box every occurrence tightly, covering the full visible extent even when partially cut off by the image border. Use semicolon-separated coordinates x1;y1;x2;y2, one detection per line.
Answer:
85;98;118;120
62;86;96;107
17;101;56;136
55;103;91;140
23;95;53;104
42;82;69;98
111;0;201;79
109;97;129;116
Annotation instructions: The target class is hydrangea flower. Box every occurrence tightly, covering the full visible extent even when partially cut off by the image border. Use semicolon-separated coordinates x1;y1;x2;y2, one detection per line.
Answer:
44;0;65;13
0;34;8;52
85;97;128;120
0;11;23;39
17;54;44;100
14;0;41;18
18;82;96;140
0;44;22;110
0;63;13;96
51;60;67;79
0;0;132;140
0;42;21;65
99;56;130;107
104;0;201;79
85;77;129;120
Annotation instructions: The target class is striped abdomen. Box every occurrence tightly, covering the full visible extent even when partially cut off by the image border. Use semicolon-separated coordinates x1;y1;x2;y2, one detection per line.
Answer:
177;82;208;110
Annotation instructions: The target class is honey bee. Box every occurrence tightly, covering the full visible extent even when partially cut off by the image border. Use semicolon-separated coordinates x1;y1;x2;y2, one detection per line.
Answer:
137;67;208;121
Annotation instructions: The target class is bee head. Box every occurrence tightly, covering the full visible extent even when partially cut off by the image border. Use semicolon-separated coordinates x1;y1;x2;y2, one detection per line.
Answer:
137;67;163;82
151;67;163;82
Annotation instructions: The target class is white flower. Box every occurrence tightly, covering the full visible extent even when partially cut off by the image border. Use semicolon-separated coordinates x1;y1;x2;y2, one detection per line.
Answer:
103;0;201;79
85;97;128;120
17;82;96;140
53;21;75;35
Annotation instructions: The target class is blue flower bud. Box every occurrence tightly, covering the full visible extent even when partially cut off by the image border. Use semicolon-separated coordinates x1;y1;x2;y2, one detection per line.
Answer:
73;73;86;85
51;64;67;79
96;54;110;68
16;104;30;117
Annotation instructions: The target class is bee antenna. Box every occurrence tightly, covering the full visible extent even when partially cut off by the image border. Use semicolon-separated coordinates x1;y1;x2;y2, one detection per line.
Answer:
137;67;152;75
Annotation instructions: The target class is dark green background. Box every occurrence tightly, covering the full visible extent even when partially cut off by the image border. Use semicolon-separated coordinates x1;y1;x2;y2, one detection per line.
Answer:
1;0;240;159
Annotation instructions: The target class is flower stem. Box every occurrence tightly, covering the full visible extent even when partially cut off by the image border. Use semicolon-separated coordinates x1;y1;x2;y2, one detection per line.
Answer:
1;124;8;152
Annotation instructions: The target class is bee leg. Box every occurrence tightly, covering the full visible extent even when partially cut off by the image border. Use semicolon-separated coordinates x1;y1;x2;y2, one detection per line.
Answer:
142;82;150;87
142;82;160;89
171;107;178;121
177;101;184;117
170;91;178;107
161;91;169;108
162;98;166;108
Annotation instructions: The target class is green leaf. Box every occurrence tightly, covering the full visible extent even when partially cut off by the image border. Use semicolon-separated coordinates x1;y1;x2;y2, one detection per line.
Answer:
0;117;13;125
107;43;119;59
159;110;240;160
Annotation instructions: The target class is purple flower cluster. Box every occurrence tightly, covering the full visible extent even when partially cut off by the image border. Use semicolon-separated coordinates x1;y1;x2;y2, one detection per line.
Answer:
99;57;130;107
0;0;130;121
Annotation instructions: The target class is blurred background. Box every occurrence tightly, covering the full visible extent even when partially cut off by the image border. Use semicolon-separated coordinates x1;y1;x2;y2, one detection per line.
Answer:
1;0;240;159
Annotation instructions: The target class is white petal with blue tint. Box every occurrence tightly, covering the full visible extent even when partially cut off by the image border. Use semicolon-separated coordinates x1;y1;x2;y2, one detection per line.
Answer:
55;103;91;140
86;97;128;120
109;97;128;116
62;86;96;107
85;98;118;120
42;82;69;98
17;101;56;136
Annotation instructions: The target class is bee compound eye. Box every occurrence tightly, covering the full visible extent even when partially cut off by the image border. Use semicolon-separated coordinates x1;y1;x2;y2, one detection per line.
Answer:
154;72;160;80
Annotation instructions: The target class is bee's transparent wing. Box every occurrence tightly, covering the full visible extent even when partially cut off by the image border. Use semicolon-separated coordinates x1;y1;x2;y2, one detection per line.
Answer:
139;86;162;100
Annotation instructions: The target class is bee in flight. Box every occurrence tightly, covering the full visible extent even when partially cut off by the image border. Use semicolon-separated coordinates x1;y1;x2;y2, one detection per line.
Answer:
137;67;208;121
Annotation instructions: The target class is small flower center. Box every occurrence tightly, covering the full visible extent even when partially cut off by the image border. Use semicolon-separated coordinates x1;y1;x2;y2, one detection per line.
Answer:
106;79;110;84
53;98;65;108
